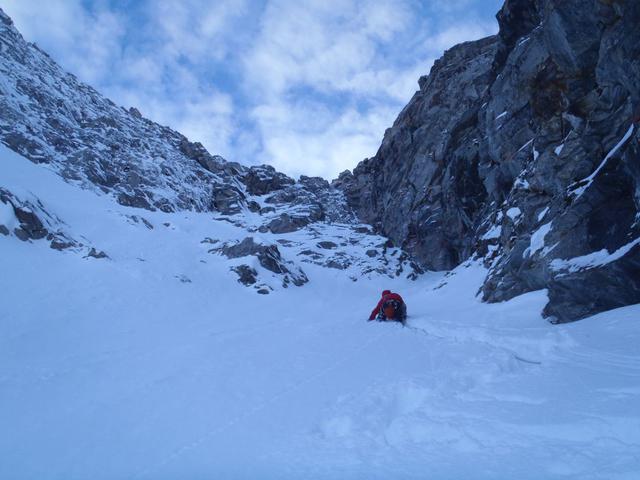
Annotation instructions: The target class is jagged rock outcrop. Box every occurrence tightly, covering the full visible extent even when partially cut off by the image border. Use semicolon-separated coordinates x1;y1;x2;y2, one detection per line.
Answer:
216;236;309;290
338;0;640;322
242;165;296;196
0;187;104;256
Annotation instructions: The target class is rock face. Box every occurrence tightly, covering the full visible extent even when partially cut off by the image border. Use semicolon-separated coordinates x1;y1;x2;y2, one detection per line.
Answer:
334;36;498;271
337;0;640;322
216;237;309;290
243;165;295;196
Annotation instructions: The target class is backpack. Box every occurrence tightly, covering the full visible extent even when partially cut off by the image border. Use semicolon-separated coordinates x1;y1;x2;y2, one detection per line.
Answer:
380;299;401;320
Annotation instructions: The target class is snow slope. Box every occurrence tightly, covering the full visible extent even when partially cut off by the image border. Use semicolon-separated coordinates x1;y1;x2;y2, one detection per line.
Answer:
1;145;639;479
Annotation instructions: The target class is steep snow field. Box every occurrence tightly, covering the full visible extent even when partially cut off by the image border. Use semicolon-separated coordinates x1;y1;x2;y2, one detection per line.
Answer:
1;146;639;479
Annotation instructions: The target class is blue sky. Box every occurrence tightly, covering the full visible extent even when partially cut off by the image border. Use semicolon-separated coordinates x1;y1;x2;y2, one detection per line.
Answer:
3;0;503;179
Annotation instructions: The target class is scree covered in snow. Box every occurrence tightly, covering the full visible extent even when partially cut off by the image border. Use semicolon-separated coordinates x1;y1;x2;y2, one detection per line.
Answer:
1;145;640;479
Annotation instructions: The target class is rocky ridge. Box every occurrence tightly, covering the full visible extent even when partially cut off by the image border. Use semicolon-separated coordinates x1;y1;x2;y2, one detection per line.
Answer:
337;0;640;322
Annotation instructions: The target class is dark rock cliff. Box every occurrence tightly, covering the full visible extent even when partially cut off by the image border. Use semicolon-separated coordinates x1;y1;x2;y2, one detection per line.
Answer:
334;36;498;271
337;0;640;322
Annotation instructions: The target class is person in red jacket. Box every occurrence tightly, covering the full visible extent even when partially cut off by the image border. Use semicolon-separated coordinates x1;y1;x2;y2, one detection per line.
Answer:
368;290;407;323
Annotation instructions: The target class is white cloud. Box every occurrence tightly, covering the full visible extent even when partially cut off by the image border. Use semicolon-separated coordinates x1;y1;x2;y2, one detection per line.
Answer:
253;100;398;178
149;0;249;63
243;0;415;97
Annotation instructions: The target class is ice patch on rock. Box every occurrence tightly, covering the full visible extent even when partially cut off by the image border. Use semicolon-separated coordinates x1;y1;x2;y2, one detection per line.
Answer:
524;222;552;258
551;237;640;273
506;207;521;221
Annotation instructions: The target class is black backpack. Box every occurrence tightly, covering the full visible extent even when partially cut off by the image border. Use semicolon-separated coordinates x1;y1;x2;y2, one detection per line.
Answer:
379;299;401;320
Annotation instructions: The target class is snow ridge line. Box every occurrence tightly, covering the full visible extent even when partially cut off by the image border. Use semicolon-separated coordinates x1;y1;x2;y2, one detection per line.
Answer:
404;323;446;340
405;322;543;366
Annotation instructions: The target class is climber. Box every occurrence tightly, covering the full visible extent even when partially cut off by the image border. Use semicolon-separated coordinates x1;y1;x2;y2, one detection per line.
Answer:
368;290;407;323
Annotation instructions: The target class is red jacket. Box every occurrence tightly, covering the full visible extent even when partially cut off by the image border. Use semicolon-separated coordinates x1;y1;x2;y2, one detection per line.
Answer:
369;291;404;320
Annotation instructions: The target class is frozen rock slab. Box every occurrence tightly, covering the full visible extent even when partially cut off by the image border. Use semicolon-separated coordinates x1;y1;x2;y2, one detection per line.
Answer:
242;165;295;196
544;242;640;323
262;213;314;234
216;237;309;289
0;187;106;258
232;264;258;286
317;241;338;250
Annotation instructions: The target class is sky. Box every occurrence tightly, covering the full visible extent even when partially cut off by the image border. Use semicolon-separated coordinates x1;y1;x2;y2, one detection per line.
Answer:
2;0;503;179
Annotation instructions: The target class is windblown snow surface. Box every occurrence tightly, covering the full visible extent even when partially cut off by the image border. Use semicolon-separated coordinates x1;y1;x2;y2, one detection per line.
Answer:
1;145;639;479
